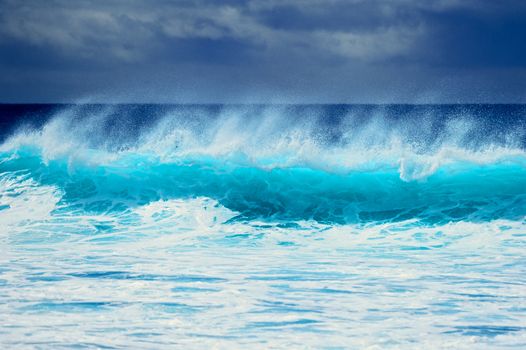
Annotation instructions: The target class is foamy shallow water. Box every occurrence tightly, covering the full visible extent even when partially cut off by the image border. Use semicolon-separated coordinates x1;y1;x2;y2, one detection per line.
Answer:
1;190;525;348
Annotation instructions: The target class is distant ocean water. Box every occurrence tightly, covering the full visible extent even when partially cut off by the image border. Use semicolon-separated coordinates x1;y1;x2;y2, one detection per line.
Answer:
0;104;525;348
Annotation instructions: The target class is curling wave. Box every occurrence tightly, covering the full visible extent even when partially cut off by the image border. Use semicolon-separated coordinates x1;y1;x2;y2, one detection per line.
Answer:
1;104;525;224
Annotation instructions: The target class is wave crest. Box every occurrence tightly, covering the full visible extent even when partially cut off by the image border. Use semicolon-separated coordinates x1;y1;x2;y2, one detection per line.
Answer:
1;104;525;180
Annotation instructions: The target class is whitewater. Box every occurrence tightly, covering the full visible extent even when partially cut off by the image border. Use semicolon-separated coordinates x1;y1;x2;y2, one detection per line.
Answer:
0;104;525;349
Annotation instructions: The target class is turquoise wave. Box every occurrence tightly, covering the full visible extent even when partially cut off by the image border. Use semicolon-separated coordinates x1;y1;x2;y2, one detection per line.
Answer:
1;104;525;224
2;148;525;224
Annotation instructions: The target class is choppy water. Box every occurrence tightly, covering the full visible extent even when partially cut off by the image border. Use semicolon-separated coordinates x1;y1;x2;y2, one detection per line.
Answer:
0;104;525;348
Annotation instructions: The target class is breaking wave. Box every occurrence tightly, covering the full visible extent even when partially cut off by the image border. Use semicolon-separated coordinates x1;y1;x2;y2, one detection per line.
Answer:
1;104;525;224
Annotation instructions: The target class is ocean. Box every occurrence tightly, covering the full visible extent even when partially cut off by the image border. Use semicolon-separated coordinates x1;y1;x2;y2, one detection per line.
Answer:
0;104;525;348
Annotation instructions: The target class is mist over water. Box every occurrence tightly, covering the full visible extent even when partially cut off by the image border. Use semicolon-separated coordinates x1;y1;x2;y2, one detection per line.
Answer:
1;104;526;348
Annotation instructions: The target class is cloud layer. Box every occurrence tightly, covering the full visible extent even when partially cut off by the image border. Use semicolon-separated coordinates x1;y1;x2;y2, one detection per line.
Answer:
1;0;525;102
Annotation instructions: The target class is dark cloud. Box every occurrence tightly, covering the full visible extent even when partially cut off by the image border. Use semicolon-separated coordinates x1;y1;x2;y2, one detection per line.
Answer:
419;6;526;68
0;0;525;102
163;37;259;64
252;1;419;32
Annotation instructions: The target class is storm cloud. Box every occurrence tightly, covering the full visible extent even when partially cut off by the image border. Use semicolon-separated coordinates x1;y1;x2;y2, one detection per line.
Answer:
0;0;525;102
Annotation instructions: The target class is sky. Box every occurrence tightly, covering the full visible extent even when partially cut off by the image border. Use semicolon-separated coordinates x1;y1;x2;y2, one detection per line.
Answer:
0;0;526;103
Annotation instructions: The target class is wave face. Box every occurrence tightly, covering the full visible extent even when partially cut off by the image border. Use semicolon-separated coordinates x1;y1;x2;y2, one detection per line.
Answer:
1;104;526;348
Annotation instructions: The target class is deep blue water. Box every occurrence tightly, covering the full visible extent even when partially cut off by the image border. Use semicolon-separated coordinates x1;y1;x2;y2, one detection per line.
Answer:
0;104;525;348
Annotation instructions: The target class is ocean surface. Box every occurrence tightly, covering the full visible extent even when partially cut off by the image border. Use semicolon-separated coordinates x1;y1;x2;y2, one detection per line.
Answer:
0;104;525;349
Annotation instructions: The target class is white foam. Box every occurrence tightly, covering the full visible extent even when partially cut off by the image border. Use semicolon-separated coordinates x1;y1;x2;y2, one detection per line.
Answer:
0;172;61;230
1;105;525;180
